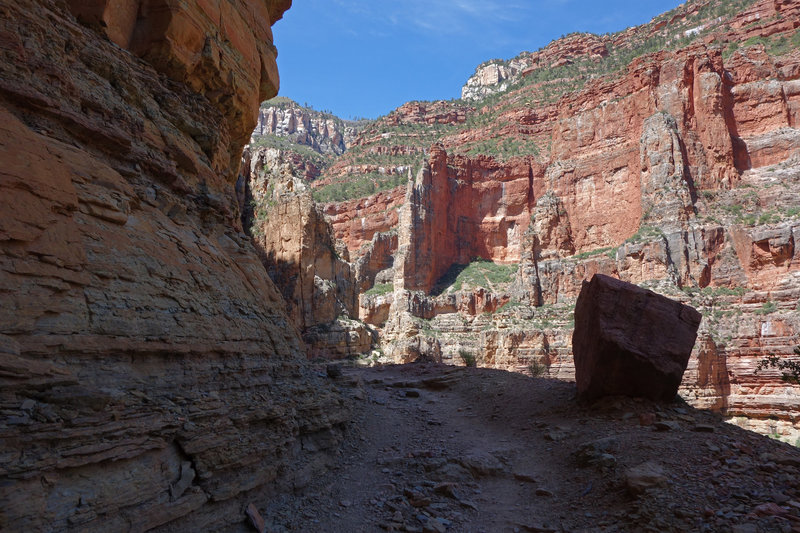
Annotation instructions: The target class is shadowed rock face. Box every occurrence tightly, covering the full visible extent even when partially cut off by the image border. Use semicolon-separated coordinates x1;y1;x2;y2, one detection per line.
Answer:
66;0;291;183
573;274;702;402
0;1;356;531
239;147;374;359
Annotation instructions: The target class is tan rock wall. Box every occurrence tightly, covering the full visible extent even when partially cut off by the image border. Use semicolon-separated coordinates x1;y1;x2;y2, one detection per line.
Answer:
0;1;353;530
241;146;374;359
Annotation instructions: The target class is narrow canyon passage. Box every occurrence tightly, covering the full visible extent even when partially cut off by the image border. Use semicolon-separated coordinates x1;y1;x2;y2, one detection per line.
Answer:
3;0;800;529
258;363;800;533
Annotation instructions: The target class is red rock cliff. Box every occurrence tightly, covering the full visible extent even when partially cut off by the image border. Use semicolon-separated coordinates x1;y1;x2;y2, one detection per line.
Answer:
0;1;353;531
343;0;800;440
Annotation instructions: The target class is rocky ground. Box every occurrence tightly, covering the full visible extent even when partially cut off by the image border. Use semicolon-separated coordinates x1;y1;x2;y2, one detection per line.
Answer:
256;363;800;533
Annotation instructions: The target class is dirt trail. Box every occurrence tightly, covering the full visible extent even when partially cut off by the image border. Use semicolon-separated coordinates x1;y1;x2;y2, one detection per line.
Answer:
259;363;800;533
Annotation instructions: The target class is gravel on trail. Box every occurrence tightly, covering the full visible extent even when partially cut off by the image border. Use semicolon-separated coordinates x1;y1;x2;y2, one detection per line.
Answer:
257;363;800;533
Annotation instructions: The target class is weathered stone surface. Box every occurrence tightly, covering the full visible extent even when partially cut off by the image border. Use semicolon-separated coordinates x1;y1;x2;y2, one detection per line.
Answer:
381;101;473;127
529;191;575;260
354;230;398;293
639;112;695;228
240;145;374;359
461;33;608;101
253;99;358;156
572;274;702;401
323;188;405;254
625;461;669;495
391;145;535;294
0;0;356;531
68;0;289;183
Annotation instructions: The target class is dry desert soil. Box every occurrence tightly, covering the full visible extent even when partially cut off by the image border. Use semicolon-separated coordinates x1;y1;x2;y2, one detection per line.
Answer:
255;363;800;533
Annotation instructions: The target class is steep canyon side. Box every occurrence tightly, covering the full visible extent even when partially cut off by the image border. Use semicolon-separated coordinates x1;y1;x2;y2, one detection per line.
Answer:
253;99;359;157
239;147;373;359
379;39;800;438
246;0;800;442
0;1;354;531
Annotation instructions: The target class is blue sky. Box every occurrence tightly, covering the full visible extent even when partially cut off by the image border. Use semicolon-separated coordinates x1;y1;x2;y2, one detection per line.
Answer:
273;0;683;120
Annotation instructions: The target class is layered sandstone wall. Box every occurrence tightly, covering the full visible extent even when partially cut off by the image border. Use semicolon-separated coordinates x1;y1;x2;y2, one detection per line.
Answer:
322;187;406;252
0;1;354;531
240;146;374;359
359;31;800;433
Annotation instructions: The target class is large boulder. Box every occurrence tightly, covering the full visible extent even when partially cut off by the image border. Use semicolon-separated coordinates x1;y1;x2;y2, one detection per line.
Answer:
572;274;702;401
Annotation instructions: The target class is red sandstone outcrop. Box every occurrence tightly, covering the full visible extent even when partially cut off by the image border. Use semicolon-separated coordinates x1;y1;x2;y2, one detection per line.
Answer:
382;101;473;126
0;0;357;530
391;145;536;295
323;187;406;252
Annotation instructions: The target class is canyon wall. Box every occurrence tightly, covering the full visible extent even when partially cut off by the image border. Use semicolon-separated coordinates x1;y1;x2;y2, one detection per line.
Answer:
240;146;374;359
461;33;609;101
253;100;359;156
342;0;800;438
220;0;800;442
0;1;355;531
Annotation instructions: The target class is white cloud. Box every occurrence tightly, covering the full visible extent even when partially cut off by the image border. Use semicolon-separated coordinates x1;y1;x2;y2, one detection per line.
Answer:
332;0;534;36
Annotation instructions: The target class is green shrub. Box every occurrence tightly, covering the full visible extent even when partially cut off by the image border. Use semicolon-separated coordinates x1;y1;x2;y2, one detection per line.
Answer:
437;259;518;292
765;29;800;56
459;349;477;367
460;136;540;161
721;204;743;216
741;214;757;226
250;134;331;169
365;283;393;296
755;301;778;315
755;210;783;225
722;41;740;60
744;35;768;48
757;347;800;384
573;247;616;261
625;225;664;244
312;171;407;203
527;358;549;378
699;286;747;298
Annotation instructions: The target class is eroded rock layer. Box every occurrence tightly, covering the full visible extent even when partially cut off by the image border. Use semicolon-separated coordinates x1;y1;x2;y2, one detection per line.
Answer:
0;1;353;530
323;0;800;440
240;146;374;359
253;99;359;156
